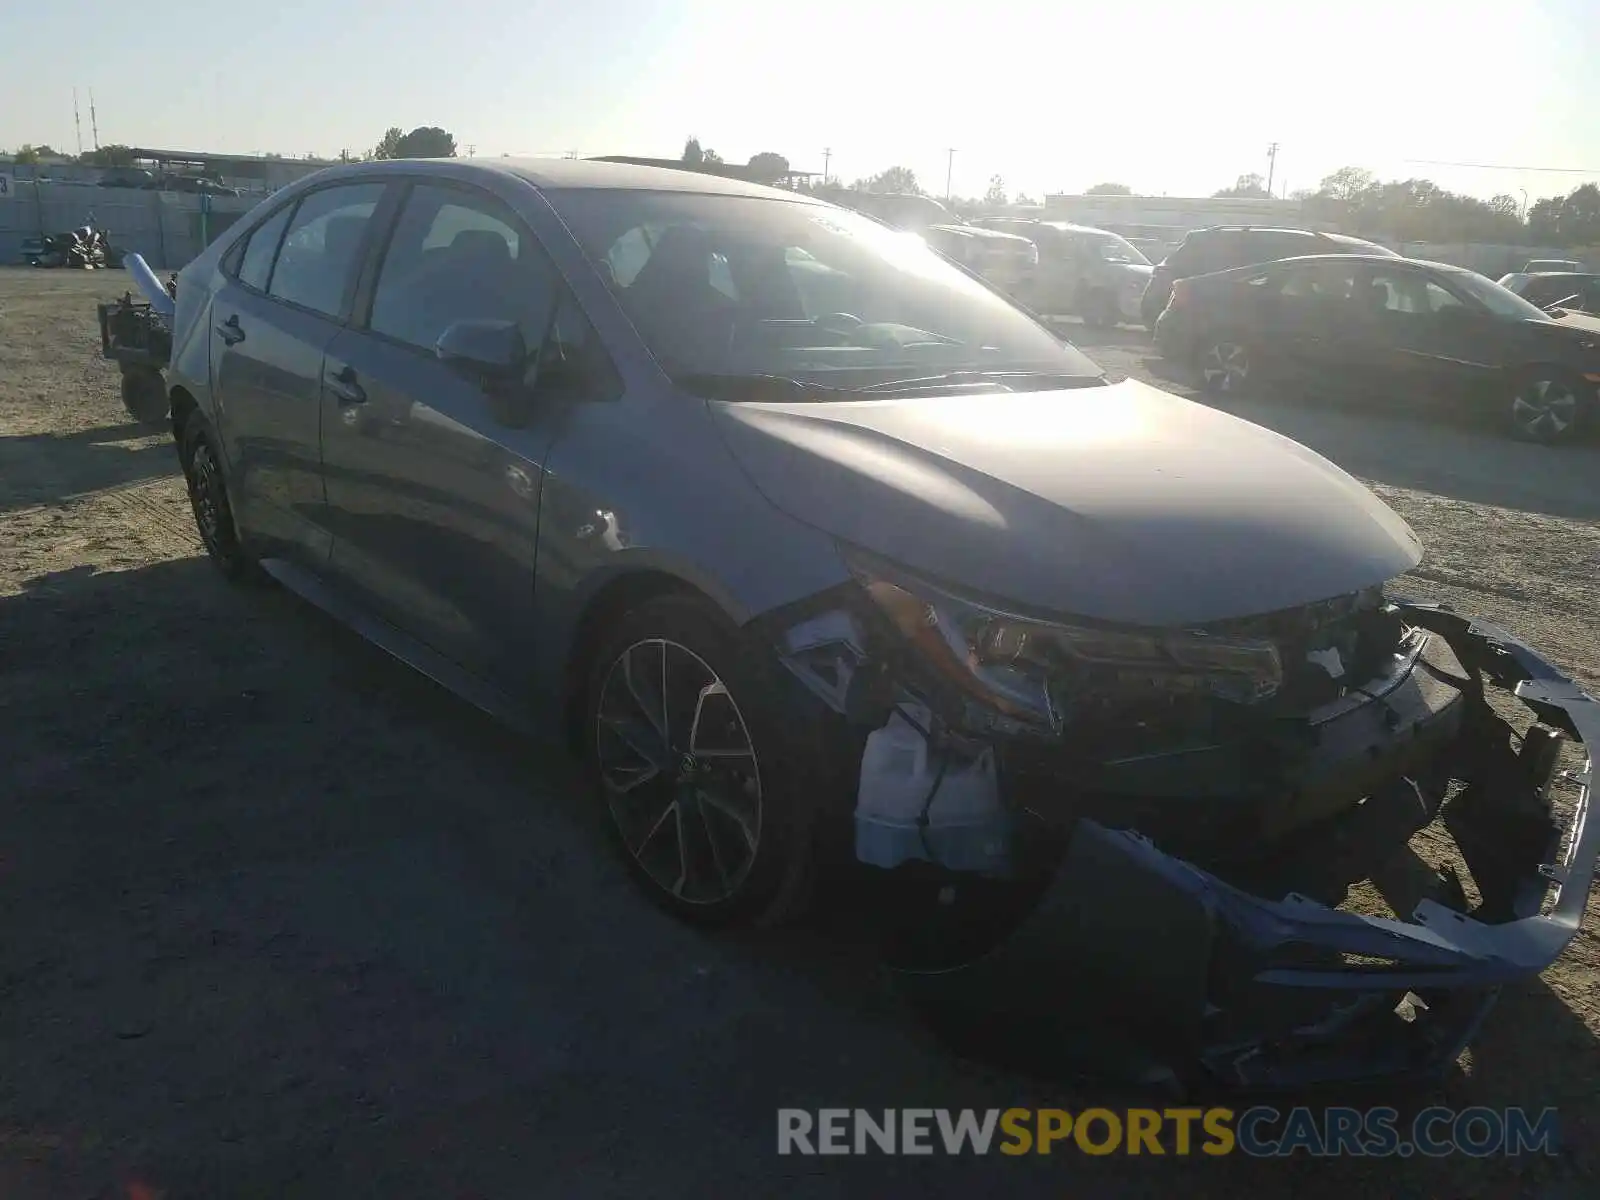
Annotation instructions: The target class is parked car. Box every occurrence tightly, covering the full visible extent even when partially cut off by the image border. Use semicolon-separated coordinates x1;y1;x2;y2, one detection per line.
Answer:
971;218;1152;327
1498;270;1600;315
1141;226;1396;329
837;192;1037;299
1524;258;1583;274
150;159;1597;1087
157;172;240;197
1152;252;1600;443
98;166;158;189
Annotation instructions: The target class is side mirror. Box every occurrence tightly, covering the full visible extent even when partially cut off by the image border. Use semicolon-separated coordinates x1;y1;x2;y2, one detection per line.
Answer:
434;318;528;382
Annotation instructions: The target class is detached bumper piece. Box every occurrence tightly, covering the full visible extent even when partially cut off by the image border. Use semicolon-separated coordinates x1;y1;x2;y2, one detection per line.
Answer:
893;604;1597;1092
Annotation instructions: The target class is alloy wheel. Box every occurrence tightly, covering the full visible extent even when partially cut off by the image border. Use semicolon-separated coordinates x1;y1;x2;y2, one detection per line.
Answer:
594;638;763;905
1201;342;1250;393
1511;377;1579;442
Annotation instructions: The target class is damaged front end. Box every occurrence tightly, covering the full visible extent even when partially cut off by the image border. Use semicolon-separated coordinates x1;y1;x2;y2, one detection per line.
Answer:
765;565;1597;1092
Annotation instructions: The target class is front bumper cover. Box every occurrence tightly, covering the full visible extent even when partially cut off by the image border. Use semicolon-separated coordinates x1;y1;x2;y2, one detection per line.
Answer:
887;603;1597;1092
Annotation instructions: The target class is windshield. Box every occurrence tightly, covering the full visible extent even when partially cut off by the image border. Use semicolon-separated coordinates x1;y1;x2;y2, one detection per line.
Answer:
1448;269;1554;321
554;190;1103;389
1086;233;1149;265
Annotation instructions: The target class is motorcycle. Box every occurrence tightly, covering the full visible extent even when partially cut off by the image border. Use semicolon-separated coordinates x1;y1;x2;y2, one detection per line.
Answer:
24;223;121;270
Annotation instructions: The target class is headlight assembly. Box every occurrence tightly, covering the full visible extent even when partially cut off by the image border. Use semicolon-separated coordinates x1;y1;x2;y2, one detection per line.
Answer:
844;549;1284;733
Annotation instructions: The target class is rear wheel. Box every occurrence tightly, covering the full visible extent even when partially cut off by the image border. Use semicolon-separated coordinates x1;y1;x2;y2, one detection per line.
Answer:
180;416;263;583
120;369;169;424
1199;338;1253;398
1507;367;1585;444
583;595;822;926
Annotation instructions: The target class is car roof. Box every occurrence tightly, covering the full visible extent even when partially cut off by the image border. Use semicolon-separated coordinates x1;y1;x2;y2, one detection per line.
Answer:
300;156;826;202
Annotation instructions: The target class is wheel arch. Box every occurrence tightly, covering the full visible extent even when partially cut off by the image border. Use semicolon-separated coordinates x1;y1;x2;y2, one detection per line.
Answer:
559;566;738;756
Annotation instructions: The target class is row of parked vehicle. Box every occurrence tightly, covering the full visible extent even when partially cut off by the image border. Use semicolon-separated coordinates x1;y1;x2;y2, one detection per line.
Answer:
97;165;242;196
849;197;1600;447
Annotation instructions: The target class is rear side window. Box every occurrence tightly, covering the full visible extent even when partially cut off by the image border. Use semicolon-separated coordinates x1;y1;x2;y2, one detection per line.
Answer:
267;183;386;318
1249;232;1316;264
236;204;293;292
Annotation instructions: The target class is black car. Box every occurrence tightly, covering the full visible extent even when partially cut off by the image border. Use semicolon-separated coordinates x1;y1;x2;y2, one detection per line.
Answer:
1153;253;1600;444
1140;226;1395;329
98;166;157;189
1498;270;1600;315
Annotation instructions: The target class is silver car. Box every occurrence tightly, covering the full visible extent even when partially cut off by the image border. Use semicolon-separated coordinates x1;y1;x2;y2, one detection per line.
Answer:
160;158;1596;1087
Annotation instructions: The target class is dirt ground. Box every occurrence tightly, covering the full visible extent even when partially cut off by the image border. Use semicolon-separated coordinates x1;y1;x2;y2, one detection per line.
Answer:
1;267;1597;1199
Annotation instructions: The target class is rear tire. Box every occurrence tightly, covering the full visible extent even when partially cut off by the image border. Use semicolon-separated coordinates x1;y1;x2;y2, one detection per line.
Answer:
120;370;169;424
179;415;264;584
1507;367;1586;444
582;594;825;927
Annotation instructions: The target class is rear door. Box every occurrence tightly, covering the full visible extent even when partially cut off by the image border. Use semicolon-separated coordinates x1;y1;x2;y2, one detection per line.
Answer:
1265;257;1365;395
208;181;388;563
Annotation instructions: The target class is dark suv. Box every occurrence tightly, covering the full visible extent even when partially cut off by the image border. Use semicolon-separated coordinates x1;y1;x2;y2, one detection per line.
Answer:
1140;226;1395;328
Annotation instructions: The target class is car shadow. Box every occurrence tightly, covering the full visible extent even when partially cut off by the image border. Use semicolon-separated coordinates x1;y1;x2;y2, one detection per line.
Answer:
4;557;1597;1197
0;419;177;514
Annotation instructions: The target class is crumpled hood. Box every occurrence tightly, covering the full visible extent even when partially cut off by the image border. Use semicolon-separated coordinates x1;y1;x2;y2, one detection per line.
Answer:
711;378;1423;626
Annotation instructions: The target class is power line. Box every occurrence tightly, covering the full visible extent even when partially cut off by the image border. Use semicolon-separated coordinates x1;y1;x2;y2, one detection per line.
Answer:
1401;157;1600;175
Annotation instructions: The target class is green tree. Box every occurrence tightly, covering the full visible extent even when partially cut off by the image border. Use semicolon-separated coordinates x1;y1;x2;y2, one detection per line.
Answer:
1213;172;1270;198
79;144;135;167
13;144;58;164
370;127;404;159
682;137;704;165
852;165;921;194
983;175;1008;206
370;126;456;160
1084;181;1132;195
746;151;790;183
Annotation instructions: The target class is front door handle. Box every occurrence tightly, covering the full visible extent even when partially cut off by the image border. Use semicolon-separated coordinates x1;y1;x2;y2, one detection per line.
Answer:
326;365;367;406
216;314;245;345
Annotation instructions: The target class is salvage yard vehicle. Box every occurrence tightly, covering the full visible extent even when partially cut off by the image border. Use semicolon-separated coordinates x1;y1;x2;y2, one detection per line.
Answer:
96;255;177;422
1152;252;1600;444
1498;269;1600;316
123;157;1595;1092
1141;225;1395;330
972;217;1152;327
838;191;1038;300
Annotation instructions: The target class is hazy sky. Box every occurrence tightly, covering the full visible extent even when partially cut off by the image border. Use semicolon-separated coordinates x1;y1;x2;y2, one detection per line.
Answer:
5;0;1597;205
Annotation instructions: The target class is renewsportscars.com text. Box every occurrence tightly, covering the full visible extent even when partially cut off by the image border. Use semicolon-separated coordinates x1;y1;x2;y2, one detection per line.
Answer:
776;1106;1561;1158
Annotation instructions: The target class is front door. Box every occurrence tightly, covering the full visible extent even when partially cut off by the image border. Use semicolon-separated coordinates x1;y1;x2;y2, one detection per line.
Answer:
318;180;590;682
1349;266;1499;413
208;181;387;563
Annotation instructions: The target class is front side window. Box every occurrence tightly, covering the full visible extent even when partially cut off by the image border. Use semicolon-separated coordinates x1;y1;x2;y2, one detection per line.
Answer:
267;183;386;317
551;189;1101;388
368;183;556;352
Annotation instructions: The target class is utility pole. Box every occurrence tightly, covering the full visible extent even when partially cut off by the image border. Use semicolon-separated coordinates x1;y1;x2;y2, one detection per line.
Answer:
89;89;100;150
73;88;84;156
467;144;477;157
945;148;956;201
1265;142;1280;197
822;147;831;185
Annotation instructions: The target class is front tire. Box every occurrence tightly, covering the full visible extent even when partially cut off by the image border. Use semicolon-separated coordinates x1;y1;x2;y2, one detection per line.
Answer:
179;416;263;583
583;594;822;927
1507;367;1586;444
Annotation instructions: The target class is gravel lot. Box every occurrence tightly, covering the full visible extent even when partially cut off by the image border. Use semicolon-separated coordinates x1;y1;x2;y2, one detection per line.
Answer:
1;268;1597;1199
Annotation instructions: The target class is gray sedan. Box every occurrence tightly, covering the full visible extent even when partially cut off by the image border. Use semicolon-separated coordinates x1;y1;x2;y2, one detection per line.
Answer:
162;158;1596;1086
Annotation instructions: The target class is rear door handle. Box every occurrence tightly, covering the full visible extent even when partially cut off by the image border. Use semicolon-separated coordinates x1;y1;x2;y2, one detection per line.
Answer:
326;365;367;406
216;314;245;345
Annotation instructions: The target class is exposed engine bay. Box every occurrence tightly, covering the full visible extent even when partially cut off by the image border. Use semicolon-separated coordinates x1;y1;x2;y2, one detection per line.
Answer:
760;572;1596;1091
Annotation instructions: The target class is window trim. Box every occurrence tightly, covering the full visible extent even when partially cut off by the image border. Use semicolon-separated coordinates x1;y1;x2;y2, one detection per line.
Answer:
259;180;397;324
354;177;559;355
223;196;301;294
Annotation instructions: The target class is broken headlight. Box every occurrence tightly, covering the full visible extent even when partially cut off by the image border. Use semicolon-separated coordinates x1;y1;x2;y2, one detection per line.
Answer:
845;550;1284;733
